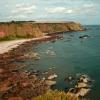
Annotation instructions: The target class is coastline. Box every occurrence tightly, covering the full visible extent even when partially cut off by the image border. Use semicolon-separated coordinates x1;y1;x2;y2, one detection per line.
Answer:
0;36;50;54
0;34;63;99
0;30;92;99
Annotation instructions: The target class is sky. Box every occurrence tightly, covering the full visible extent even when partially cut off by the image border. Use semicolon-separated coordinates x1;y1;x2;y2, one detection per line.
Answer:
0;0;100;25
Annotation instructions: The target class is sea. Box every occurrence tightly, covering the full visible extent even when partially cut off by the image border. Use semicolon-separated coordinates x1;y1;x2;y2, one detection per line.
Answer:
22;25;100;100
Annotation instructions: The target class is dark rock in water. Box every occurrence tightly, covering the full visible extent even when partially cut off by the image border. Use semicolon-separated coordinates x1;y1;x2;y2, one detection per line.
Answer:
70;34;74;37
79;35;90;39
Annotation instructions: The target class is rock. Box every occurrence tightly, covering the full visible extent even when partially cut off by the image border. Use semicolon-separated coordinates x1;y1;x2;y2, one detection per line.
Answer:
76;82;89;88
76;88;91;97
68;88;79;94
79;74;91;83
21;82;31;87
11;69;19;73
29;70;40;76
46;50;56;56
48;67;55;70
79;77;88;83
60;37;64;40
42;71;48;75
24;52;40;60
45;80;56;86
0;85;11;92
42;77;46;81
67;87;90;97
67;88;79;98
66;74;92;98
79;35;90;39
34;56;40;60
0;80;12;92
83;78;88;83
68;76;73;80
0;68;6;74
47;74;58;80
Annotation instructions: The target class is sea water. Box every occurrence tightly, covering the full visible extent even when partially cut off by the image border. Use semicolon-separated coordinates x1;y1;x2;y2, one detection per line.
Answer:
25;25;100;100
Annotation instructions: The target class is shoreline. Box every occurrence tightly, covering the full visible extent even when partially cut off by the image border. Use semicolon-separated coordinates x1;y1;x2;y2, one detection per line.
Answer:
0;40;50;99
0;32;92;99
0;34;60;99
0;36;50;54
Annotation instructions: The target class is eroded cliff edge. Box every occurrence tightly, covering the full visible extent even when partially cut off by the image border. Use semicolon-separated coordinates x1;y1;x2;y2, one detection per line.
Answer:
0;21;84;39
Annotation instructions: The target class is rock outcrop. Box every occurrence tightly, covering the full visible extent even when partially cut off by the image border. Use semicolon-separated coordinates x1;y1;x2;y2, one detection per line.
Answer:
0;21;84;39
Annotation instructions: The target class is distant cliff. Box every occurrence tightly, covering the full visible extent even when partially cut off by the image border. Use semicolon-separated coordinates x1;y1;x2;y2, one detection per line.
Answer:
0;21;84;40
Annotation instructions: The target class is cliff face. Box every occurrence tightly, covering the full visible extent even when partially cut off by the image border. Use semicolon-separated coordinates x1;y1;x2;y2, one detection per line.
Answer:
0;22;83;38
0;23;43;38
37;22;83;33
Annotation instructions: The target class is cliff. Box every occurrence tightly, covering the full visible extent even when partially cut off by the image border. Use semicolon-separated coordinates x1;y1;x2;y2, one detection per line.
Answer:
36;22;83;33
0;21;83;39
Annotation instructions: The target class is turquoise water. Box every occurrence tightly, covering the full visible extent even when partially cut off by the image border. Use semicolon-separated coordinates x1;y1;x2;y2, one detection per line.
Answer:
26;26;100;100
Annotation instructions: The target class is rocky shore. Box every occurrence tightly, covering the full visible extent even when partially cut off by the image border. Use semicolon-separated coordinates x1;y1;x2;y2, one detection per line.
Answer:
0;34;65;100
0;41;47;100
0;32;93;100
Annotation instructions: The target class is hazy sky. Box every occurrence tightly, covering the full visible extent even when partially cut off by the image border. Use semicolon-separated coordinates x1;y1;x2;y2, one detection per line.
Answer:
0;0;100;24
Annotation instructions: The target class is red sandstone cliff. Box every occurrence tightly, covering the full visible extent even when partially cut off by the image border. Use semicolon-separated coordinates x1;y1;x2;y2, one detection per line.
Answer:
0;21;83;39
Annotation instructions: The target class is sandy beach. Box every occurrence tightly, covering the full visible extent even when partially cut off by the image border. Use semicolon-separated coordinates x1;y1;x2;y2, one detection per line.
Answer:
0;36;50;54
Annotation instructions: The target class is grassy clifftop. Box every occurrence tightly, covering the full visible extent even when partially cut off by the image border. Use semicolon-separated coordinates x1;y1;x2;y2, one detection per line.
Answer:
0;21;84;41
